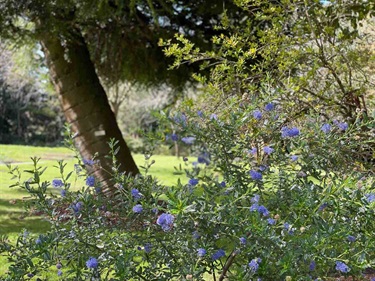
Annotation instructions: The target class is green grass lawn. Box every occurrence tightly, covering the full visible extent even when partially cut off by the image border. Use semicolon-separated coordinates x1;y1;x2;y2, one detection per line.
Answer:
0;144;189;275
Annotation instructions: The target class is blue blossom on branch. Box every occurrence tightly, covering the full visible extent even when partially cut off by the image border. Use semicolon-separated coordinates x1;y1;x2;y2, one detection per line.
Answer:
156;213;175;231
248;258;262;272
212;249;225;261
290;155;299;162
52;179;64;188
365;193;375;203
253;110;262;120
86;176;95;187
239;237;246;245
86;257;98;269
265;102;275;111
257;205;270;217
249;170;262;180
281;126;300;138
263;146;274;155
131;188;142;200
197;248;206;257
347;235;356;242
335;261;350;273
321;124;331;134
83;159;95;166
309;261;316;271
189;178;199;186
171;134;178;141
132;204;143;213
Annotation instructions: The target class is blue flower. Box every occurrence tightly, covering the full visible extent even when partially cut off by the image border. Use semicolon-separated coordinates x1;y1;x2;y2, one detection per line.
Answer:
239;237;246;245
321;123;331;134
174;113;187;126
86;257;98;269
83;159;95;166
212;249;225;261
189;178;199;186
220;181;226;187
267;218;276;225
337;122;348;131
131;188;142;200
144;243;152;253
197;110;204;118
248;258;261;272
171;134;178;141
265;102;275;111
253;110;262;120
52;179;64;188
197;152;210;165
249;170;262;180
36;237;42;244
251;194;260;203
318;202;328;211
60;190;67;197
335;261;350;273
56;263;62;269
365;193;375;203
250;203;259;212
182;136;196;145
132;204;143;213
249;147;257;155
72;202;83;214
259;165;267;171
257;205;269;217
290;155;299;162
263;146;274;155
57;270;63;276
347;235;356;242
197;248;206;257
156;213;175;231
281;126;300;138
86;176;95;187
309;261;316;271
210;114;218;120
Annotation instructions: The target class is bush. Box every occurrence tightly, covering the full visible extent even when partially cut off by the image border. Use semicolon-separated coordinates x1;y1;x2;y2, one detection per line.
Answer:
1;101;374;280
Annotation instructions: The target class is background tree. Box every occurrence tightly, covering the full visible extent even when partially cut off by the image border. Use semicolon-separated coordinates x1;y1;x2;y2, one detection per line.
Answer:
0;0;244;186
163;0;374;167
0;43;64;145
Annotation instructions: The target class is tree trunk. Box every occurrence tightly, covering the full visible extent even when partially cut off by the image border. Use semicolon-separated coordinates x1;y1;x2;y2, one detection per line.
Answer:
40;28;139;188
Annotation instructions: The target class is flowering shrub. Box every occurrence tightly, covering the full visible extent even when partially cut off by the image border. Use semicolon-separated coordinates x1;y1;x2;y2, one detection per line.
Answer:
1;98;374;281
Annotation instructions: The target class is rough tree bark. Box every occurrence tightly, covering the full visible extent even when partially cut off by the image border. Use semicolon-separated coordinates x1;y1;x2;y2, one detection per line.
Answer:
40;28;139;187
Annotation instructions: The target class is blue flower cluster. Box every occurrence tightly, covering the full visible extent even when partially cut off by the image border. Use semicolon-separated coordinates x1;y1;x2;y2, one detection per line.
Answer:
249;170;262;180
131;188;142;200
52;179;64;188
86;176;95;187
212;249;225;261
197;248;206;257
132;204;143;213
189;178;199;186
86;257;98;269
156;213;174;231
335;261;350;273
248;258;262;272
281;126;300;138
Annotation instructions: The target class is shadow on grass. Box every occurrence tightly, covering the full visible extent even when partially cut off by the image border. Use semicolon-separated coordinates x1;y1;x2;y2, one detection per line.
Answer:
0;198;51;235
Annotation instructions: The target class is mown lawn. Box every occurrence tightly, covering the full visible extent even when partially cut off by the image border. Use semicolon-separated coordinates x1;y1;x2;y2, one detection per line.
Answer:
0;144;188;275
